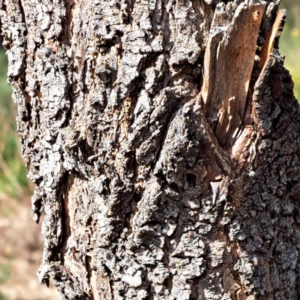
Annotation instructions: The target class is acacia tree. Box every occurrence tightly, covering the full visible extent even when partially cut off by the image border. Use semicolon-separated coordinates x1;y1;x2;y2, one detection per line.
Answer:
1;0;300;299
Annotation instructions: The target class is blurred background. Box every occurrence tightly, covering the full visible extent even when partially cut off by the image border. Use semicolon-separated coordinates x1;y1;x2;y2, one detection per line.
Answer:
0;0;299;299
280;0;300;99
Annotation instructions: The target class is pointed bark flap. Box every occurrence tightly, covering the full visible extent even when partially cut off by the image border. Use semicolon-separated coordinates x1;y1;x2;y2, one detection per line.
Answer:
201;0;266;146
260;9;286;70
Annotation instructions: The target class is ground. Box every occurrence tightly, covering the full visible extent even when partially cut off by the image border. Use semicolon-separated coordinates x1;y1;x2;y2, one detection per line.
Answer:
0;194;57;300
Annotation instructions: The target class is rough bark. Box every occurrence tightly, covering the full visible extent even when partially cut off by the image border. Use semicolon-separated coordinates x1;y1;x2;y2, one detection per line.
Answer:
1;0;300;299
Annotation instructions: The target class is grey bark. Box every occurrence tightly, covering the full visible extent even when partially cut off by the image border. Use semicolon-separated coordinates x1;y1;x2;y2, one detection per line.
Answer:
1;0;300;299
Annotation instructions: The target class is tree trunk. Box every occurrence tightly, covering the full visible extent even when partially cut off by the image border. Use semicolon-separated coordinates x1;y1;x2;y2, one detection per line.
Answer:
1;0;300;299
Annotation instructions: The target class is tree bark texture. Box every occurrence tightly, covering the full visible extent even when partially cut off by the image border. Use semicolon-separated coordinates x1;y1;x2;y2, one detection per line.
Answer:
1;0;300;299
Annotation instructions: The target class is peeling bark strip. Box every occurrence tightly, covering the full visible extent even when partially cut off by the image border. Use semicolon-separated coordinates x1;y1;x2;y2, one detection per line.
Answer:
1;0;300;299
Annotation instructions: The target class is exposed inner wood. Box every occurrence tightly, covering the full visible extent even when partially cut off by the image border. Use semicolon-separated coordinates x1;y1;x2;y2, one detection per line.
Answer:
201;1;265;147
